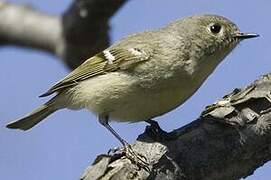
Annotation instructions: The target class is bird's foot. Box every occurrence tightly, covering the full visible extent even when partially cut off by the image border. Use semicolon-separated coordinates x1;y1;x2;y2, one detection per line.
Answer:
123;143;150;171
145;119;172;141
108;142;150;171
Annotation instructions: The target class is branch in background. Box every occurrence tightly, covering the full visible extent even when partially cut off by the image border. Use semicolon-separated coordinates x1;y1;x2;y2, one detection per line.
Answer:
0;1;60;54
0;0;126;69
2;1;271;179
62;0;126;69
81;73;271;180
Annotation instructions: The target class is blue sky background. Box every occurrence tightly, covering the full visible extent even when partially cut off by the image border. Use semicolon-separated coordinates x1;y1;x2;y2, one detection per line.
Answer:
0;1;270;180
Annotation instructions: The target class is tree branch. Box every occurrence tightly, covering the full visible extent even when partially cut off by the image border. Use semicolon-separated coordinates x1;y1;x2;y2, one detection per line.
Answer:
0;0;126;69
62;0;126;68
81;73;271;180
0;1;60;53
2;1;270;179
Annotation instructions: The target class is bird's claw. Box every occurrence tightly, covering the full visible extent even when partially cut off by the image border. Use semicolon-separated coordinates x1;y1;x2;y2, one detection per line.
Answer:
146;119;171;141
107;143;150;171
123;143;150;171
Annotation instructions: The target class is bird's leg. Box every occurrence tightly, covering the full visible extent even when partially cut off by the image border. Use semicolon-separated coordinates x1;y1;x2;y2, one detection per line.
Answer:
99;114;149;170
145;119;172;141
99;114;128;147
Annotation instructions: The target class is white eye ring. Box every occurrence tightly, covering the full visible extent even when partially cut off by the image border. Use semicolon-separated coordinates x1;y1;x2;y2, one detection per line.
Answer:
208;23;223;34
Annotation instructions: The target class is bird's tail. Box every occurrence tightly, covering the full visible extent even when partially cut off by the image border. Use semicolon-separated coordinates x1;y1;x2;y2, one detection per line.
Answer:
6;102;58;131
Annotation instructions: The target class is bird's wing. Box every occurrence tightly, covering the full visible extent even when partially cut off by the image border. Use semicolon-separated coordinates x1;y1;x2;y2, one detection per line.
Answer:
39;48;151;97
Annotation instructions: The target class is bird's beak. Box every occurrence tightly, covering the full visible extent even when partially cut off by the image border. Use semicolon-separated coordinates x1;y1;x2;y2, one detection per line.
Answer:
234;32;259;40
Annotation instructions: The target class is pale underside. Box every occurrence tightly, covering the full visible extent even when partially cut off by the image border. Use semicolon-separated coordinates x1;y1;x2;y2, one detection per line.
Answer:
67;71;195;122
40;27;231;122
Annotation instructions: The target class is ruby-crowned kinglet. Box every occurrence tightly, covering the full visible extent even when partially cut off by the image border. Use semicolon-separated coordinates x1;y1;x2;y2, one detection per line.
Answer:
6;14;258;162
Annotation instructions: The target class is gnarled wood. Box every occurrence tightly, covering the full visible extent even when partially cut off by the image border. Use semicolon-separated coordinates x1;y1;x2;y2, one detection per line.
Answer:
81;74;271;180
0;0;126;69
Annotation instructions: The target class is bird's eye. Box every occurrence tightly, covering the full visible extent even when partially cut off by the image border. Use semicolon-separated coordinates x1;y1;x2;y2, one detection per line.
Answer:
209;23;222;34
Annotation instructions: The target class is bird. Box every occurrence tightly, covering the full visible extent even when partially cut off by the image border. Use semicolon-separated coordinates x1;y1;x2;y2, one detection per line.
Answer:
6;14;259;166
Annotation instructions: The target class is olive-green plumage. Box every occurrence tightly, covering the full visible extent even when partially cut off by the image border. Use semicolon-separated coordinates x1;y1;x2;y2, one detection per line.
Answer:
6;15;258;148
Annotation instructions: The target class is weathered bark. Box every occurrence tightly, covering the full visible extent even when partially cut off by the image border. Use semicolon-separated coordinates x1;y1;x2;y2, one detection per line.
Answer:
0;0;126;69
81;74;271;180
1;1;270;179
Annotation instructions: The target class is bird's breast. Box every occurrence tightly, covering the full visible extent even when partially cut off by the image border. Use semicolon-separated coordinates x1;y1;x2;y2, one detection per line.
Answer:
67;67;202;122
